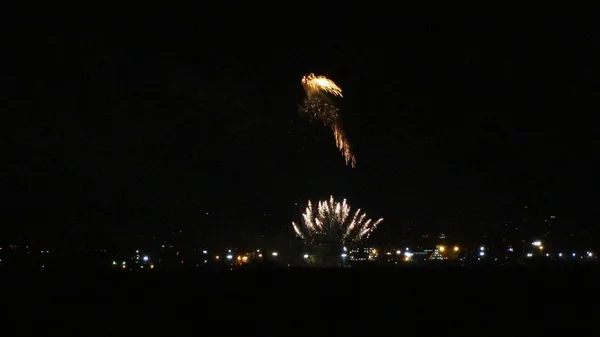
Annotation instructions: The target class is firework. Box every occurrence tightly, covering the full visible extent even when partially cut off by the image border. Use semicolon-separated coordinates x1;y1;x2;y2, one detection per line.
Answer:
292;196;383;250
302;73;343;98
300;73;356;167
333;124;357;168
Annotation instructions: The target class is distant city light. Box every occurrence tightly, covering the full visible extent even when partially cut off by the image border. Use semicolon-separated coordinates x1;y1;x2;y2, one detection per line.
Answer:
480;246;485;251
202;250;207;254
303;254;309;259
479;251;485;256
143;256;149;262
122;261;126;265
532;241;542;247
226;255;233;260
341;254;347;258
438;246;445;252
587;252;593;257
527;253;533;257
150;264;154;269
396;250;401;255
112;261;116;265
343;247;347;252
558;253;563;257
453;246;459;252
572;253;576;257
272;252;278;257
507;247;513;252
136;250;139;253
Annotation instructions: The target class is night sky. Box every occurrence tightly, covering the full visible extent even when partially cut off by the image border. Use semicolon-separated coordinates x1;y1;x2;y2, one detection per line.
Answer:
3;11;599;246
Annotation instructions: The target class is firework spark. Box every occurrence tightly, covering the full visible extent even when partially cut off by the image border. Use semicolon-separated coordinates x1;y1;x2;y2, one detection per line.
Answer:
333;124;357;168
302;73;343;98
292;196;383;248
300;73;356;167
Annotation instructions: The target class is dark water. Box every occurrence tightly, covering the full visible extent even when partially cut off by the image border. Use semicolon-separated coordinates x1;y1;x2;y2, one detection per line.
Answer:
3;266;598;335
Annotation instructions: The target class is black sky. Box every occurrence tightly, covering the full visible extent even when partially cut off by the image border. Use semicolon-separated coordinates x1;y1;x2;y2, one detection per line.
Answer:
3;10;599;245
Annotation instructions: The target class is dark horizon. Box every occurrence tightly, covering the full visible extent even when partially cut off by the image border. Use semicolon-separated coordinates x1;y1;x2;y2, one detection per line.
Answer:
3;11;599;247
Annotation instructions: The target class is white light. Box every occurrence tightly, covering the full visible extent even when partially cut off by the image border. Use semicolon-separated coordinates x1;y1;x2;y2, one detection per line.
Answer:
341;254;347;258
587;252;593;257
272;252;278;257
343;247;347;252
228;250;231;253
480;246;485;251
479;251;485;256
558;253;563;257
396;250;401;255
143;256;149;262
202;250;207;254
404;252;413;257
112;261;116;265
303;254;309;259
122;261;126;265
532;241;542;247
136;250;139;253
527;253;533;257
545;253;549;257
226;255;233;260
508;248;514;252
572;253;576;257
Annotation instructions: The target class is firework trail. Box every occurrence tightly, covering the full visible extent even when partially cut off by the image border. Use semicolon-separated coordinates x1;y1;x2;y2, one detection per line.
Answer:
300;73;356;167
292;196;383;249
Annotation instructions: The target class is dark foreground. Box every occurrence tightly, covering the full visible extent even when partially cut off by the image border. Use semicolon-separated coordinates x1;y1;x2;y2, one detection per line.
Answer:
3;266;598;335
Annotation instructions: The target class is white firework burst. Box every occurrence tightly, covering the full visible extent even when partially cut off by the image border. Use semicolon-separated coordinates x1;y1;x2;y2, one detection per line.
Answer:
292;196;383;248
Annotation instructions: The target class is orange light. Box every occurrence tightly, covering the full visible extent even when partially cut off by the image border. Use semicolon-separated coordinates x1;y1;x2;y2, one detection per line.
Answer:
150;264;154;269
